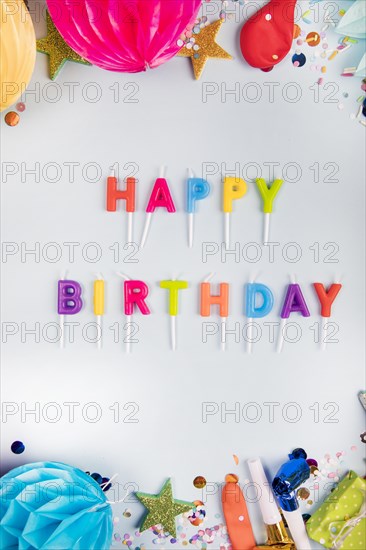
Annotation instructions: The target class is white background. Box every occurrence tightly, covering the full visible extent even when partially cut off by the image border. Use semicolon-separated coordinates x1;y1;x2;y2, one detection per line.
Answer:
1;1;365;548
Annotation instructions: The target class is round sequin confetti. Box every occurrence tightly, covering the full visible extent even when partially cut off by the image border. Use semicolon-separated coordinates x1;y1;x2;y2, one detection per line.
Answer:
123;509;132;518
306;458;318;467
193;476;207;489
16;102;26;112
306;32;320;46
297;487;310;500
265;14;272;21
4;112;20;126
11;440;25;454
292;53;306;67
293;24;301;39
91;472;103;484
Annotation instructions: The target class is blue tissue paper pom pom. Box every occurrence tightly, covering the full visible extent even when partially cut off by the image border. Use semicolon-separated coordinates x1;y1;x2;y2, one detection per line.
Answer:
0;461;113;549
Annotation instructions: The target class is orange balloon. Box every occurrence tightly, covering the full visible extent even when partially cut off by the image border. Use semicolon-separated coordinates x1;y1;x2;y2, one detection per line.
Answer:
0;0;36;112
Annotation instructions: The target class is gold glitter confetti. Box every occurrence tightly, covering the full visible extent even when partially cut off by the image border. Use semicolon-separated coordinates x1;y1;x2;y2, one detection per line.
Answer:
135;479;194;538
177;20;232;80
37;11;90;80
193;476;206;489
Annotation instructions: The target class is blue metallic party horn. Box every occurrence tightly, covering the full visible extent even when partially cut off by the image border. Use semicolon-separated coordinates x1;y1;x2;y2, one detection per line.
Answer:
272;448;312;550
272;448;310;512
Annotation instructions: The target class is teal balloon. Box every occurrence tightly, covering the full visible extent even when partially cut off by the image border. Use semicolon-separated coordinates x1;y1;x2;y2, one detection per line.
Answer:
0;461;113;549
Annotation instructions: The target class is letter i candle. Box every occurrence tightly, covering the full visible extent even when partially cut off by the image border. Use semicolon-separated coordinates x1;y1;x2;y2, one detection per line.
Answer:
140;166;176;248
160;279;188;350
201;274;229;351
186;169;210;248
313;281;342;350
93;275;104;349
106;169;136;243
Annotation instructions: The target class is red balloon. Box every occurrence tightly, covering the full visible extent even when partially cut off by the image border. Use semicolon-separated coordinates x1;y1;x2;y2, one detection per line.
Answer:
240;0;298;71
46;0;201;72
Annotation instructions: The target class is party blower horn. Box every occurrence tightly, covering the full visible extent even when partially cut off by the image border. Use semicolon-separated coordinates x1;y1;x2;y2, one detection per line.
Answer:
247;458;294;549
272;448;312;550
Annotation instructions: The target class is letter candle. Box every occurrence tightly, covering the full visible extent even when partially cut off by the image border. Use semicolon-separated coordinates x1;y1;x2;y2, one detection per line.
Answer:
57;274;83;349
119;273;150;353
313;281;342;351
140;166;176;248
247;458;294;549
223;176;247;248
201;273;229;351
245;279;274;354
106;167;136;244
255;178;284;245
272;448;312;550
160;279;188;350
186;169;210;248
93;275;105;349
277;276;310;353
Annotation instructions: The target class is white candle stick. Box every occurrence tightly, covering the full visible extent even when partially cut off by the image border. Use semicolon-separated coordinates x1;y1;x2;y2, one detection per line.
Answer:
127;211;133;244
140;165;166;248
321;316;328;351
276;318;287;353
224;212;230;248
188;168;195;248
263;213;270;245
118;272;132;353
96;316;102;349
188;213;194;248
59;269;67;349
171;316;176;351
221;317;227;352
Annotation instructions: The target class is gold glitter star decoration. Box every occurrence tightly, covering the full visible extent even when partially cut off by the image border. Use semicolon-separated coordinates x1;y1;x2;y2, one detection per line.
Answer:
136;478;194;538
177;19;232;80
37;11;90;80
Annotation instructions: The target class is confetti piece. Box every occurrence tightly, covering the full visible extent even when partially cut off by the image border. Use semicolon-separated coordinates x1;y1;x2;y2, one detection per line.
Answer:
225;473;239;483
4;112;20;126
328;50;338;61
193;476;207;489
11;441;25;454
233;454;239;466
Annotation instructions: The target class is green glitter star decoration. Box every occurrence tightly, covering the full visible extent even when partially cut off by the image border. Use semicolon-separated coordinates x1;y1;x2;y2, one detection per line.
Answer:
37;11;90;80
136;478;194;538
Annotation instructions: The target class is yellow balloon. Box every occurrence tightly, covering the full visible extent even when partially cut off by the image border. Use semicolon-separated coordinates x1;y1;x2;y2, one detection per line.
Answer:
0;0;36;112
